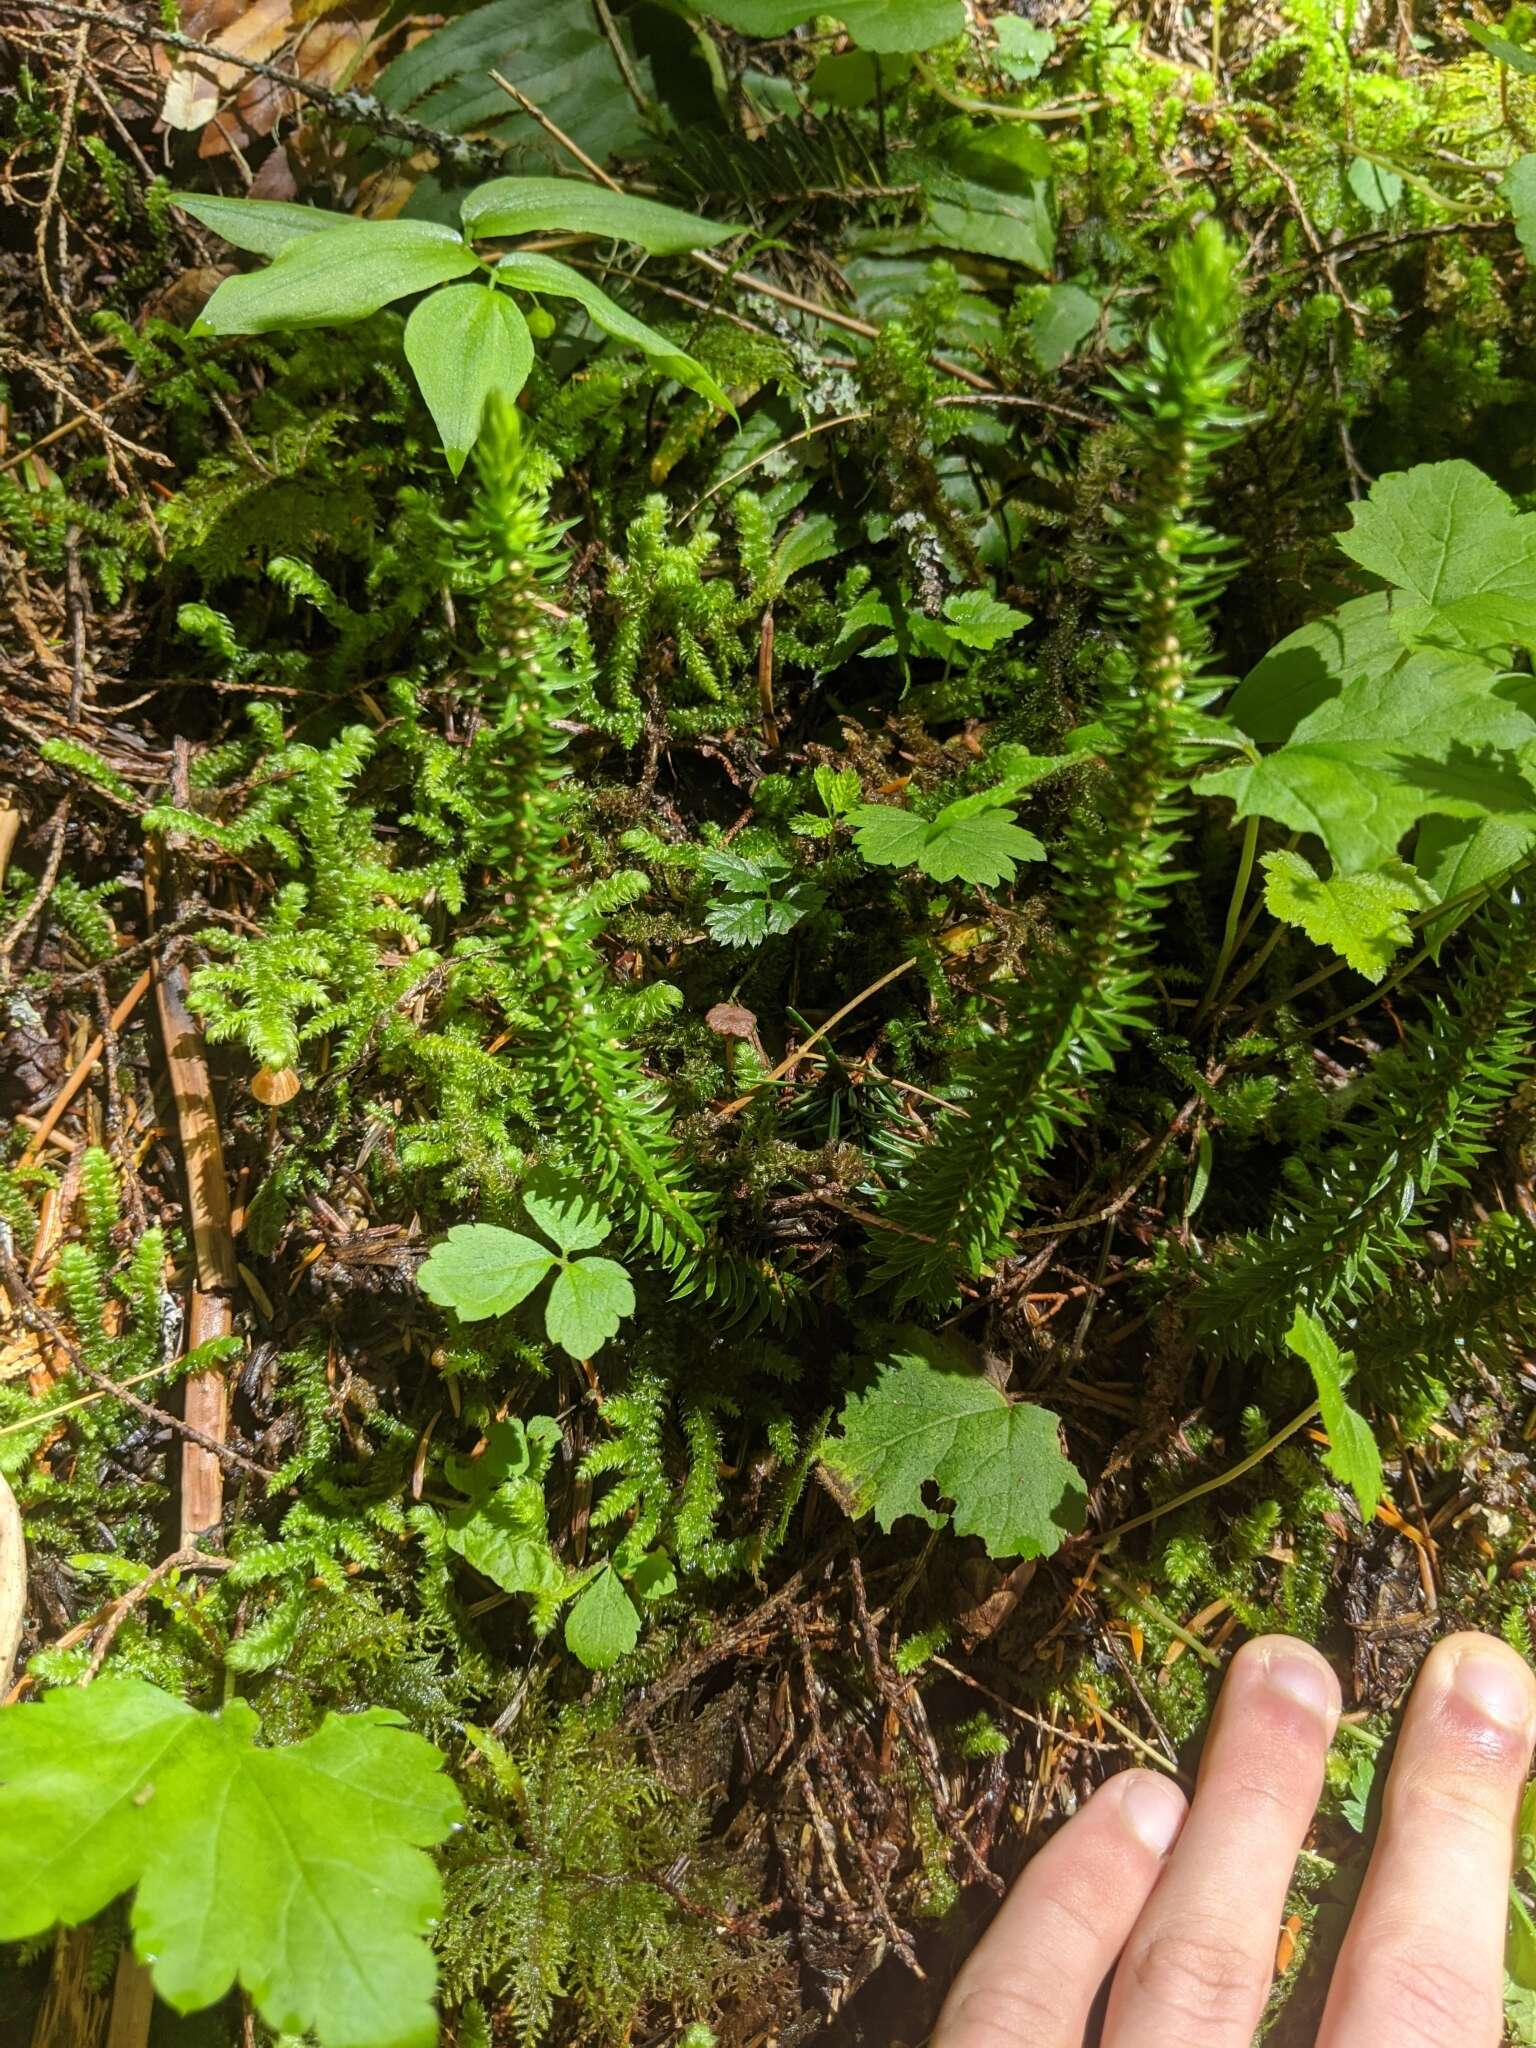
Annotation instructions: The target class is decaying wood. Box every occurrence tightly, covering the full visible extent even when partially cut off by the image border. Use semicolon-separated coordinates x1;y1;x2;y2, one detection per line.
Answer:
144;742;238;1541
30;1930;110;2048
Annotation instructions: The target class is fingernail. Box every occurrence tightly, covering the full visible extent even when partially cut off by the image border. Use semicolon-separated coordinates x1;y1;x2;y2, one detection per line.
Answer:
1261;1648;1339;1728
1452;1651;1536;1733
1120;1773;1186;1856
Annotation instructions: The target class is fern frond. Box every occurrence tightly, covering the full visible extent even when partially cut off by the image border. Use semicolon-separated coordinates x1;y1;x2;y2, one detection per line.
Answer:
872;222;1248;1305
1194;885;1536;1354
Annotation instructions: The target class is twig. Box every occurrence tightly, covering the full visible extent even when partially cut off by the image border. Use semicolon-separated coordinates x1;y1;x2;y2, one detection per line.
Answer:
20;968;153;1164
0;799;72;982
0;1242;269;1483
81;1547;233;1684
146;743;239;1540
489;71;616;187
1094;1400;1321;1550
715;956;917;1118
6;0;502;171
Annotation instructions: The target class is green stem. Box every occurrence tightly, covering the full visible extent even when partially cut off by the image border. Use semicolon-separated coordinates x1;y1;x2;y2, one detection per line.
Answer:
1196;813;1259;1025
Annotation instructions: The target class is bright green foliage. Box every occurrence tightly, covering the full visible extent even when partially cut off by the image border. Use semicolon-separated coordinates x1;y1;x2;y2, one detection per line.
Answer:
439;1719;763;2046
823;1331;1086;1559
700;846;826;945
1261;850;1423;980
178;176;734;470
444;403;746;1302
873;223;1246;1302
1214;463;1536;872
1195;888;1536;1354
420;1176;635;1358
850;753;1061;885
1284;1310;1382;1522
0;1679;461;2048
443;1419;566;1622
702;0;964;51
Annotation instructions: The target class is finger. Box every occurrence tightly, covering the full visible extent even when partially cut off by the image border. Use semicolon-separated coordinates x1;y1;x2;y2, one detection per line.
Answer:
932;1768;1188;2048
1101;1634;1340;2048
1315;1631;1536;2048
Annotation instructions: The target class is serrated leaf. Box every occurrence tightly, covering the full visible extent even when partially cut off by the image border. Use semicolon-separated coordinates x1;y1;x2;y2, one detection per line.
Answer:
419;1224;555;1321
544;1256;635;1359
1229;590;1505;743
170;191;337;257
520;1170;611;1254
813;763;861;817
851;789;1046;886
462;175;738;252
193;221;480;335
941;589;1031;649
1206;662;1536;869
0;1679;461;2048
823;1332;1087;1559
1261;850;1423;981
564;1564;641;1669
704;894;774;946
444;1418;565;1595
923;170;1054;272
1284;1310;1382;1522
1338;460;1536;649
496;250;730;410
404;285;532;476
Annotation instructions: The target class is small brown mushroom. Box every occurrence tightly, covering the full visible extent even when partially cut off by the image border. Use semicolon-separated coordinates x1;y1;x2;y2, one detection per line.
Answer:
251;1065;301;1106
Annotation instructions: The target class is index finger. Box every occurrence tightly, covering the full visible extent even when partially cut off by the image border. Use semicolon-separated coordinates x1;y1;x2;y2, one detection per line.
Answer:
1315;1631;1536;2048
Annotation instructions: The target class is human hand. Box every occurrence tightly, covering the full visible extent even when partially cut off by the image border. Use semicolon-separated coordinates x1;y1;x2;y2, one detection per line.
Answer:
933;1631;1536;2048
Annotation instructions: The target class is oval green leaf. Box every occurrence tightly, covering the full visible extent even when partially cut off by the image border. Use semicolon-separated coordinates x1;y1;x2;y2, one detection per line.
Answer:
170;192;341;258
192;220;480;336
404;284;533;476
495;249;731;411
418;1224;556;1322
461;175;740;253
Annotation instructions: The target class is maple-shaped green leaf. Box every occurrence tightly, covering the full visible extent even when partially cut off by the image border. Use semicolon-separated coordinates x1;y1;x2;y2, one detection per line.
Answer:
1261;850;1424;981
444;1417;565;1597
1205;662;1536;869
0;1679;461;2048
418;1223;555;1321
1227;590;1506;744
941;589;1031;650
1337;460;1536;649
851;773;1051;887
564;1563;641;1670
1285;1310;1382;1522
823;1332;1087;1559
